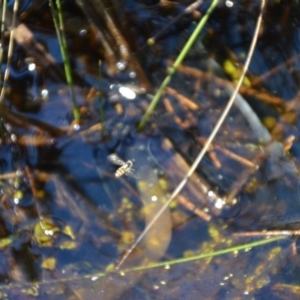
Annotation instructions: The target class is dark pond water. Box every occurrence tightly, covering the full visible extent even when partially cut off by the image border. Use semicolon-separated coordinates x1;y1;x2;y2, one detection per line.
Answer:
1;0;300;299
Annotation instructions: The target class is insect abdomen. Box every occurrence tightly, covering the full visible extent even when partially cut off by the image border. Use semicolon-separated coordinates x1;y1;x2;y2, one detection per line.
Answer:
115;166;127;177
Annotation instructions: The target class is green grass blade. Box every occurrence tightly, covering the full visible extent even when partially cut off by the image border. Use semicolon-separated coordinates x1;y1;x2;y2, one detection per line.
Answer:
128;236;284;272
138;0;219;130
50;0;80;122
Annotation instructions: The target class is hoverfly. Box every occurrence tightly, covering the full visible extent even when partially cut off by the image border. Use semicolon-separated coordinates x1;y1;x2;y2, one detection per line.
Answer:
107;153;135;178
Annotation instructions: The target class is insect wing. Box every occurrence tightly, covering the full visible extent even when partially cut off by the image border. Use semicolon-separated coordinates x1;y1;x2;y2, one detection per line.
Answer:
107;154;126;166
124;167;136;178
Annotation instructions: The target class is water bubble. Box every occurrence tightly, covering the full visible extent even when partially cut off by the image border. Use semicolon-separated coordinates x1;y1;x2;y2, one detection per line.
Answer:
11;134;17;142
16;169;23;177
151;195;158;202
73;123;80;131
41;89;48;98
215;198;225;209
118;86;136;100
116;60;126;70
79;29;87;36
129;72;136;78
225;0;234;7
28;63;36;71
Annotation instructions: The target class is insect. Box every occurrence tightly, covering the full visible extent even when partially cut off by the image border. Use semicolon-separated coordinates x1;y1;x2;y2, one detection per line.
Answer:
107;153;135;178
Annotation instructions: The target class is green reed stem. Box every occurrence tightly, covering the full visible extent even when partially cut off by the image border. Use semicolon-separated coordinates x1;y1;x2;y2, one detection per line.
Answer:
138;0;219;130
128;236;284;272
50;0;80;121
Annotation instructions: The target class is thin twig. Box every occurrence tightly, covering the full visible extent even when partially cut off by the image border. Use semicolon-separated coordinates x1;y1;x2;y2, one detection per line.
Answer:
147;0;203;46
115;0;266;271
233;230;300;237
0;0;8;91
